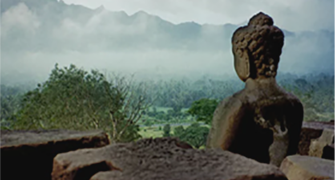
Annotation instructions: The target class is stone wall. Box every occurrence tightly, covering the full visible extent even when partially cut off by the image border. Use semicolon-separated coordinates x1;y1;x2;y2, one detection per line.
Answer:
0;120;333;180
1;130;110;180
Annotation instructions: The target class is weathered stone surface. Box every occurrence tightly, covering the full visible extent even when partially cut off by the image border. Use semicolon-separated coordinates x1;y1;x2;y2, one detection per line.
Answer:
309;128;334;160
298;121;334;155
52;138;287;180
322;143;335;160
207;12;303;167
280;155;334;180
1;129;110;180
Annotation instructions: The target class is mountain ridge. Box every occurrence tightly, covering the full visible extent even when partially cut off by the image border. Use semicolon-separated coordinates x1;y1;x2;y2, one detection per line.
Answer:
1;0;333;53
1;0;334;78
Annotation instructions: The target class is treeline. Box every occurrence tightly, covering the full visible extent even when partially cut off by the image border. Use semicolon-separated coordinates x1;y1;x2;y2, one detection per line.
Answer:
1;84;30;124
1;64;334;144
142;73;334;121
143;78;242;108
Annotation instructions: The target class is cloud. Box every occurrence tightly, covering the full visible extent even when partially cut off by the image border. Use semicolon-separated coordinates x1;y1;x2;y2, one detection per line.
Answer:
64;0;334;31
1;49;235;84
0;1;333;85
1;3;40;36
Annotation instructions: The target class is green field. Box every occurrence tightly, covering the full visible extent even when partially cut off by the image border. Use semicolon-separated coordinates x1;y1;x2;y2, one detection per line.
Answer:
148;106;190;113
139;124;208;149
138;106;194;126
139;124;190;138
139;123;210;139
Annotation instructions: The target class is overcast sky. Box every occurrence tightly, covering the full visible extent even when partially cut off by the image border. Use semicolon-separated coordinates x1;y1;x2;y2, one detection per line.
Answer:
63;0;334;32
1;0;333;84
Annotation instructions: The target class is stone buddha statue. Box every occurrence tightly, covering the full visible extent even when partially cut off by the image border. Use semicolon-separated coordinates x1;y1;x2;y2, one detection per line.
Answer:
206;12;304;167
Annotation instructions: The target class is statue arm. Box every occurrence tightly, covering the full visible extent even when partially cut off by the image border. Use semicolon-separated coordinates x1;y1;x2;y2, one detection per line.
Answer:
206;97;245;150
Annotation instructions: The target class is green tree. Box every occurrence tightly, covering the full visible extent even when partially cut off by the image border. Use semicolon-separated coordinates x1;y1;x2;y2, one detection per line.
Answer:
14;64;150;143
173;123;209;149
1;95;21;128
144;120;154;127
187;98;218;125
0;85;28;128
166;104;186;120
173;125;185;137
162;124;171;137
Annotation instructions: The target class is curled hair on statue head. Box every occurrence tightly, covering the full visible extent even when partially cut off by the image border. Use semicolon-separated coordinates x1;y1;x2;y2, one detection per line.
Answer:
232;12;284;81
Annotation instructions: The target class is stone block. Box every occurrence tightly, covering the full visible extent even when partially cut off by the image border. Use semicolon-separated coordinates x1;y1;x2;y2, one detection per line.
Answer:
298;121;334;155
280;155;334;180
309;128;334;160
52;138;287;180
1;130;110;180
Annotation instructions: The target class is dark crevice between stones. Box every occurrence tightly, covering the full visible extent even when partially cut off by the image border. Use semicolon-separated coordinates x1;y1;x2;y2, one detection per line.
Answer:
1;137;108;180
73;161;122;180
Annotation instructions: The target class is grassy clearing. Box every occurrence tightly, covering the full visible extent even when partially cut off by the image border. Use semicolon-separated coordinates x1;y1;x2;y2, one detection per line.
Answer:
148;106;189;113
139;123;210;139
139;124;208;150
139;124;190;139
138;106;194;126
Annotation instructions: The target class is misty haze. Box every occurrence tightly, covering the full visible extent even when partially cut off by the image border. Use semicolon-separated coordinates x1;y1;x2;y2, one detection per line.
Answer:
0;0;334;155
1;0;334;84
0;0;335;180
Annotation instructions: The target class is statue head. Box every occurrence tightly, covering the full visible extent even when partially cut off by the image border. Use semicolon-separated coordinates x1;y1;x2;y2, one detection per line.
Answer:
232;12;284;82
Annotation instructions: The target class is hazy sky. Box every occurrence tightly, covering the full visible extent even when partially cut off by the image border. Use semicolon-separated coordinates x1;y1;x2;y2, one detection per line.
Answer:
1;0;334;84
63;0;334;32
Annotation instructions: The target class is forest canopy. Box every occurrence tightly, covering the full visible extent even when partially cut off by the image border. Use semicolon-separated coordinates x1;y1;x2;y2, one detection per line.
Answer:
1;64;334;146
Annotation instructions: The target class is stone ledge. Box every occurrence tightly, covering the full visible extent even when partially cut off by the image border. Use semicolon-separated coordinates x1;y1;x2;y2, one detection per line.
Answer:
52;137;287;180
280;155;334;180
309;128;334;160
298;121;334;155
1;130;110;180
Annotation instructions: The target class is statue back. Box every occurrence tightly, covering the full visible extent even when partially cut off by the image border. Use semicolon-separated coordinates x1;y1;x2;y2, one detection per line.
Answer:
206;12;304;167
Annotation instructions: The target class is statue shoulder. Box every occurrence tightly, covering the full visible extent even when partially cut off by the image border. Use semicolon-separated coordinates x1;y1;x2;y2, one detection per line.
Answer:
213;90;245;119
207;90;247;149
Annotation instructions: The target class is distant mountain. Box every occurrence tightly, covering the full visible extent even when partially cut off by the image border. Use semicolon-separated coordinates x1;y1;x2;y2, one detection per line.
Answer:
2;0;331;52
1;0;334;78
